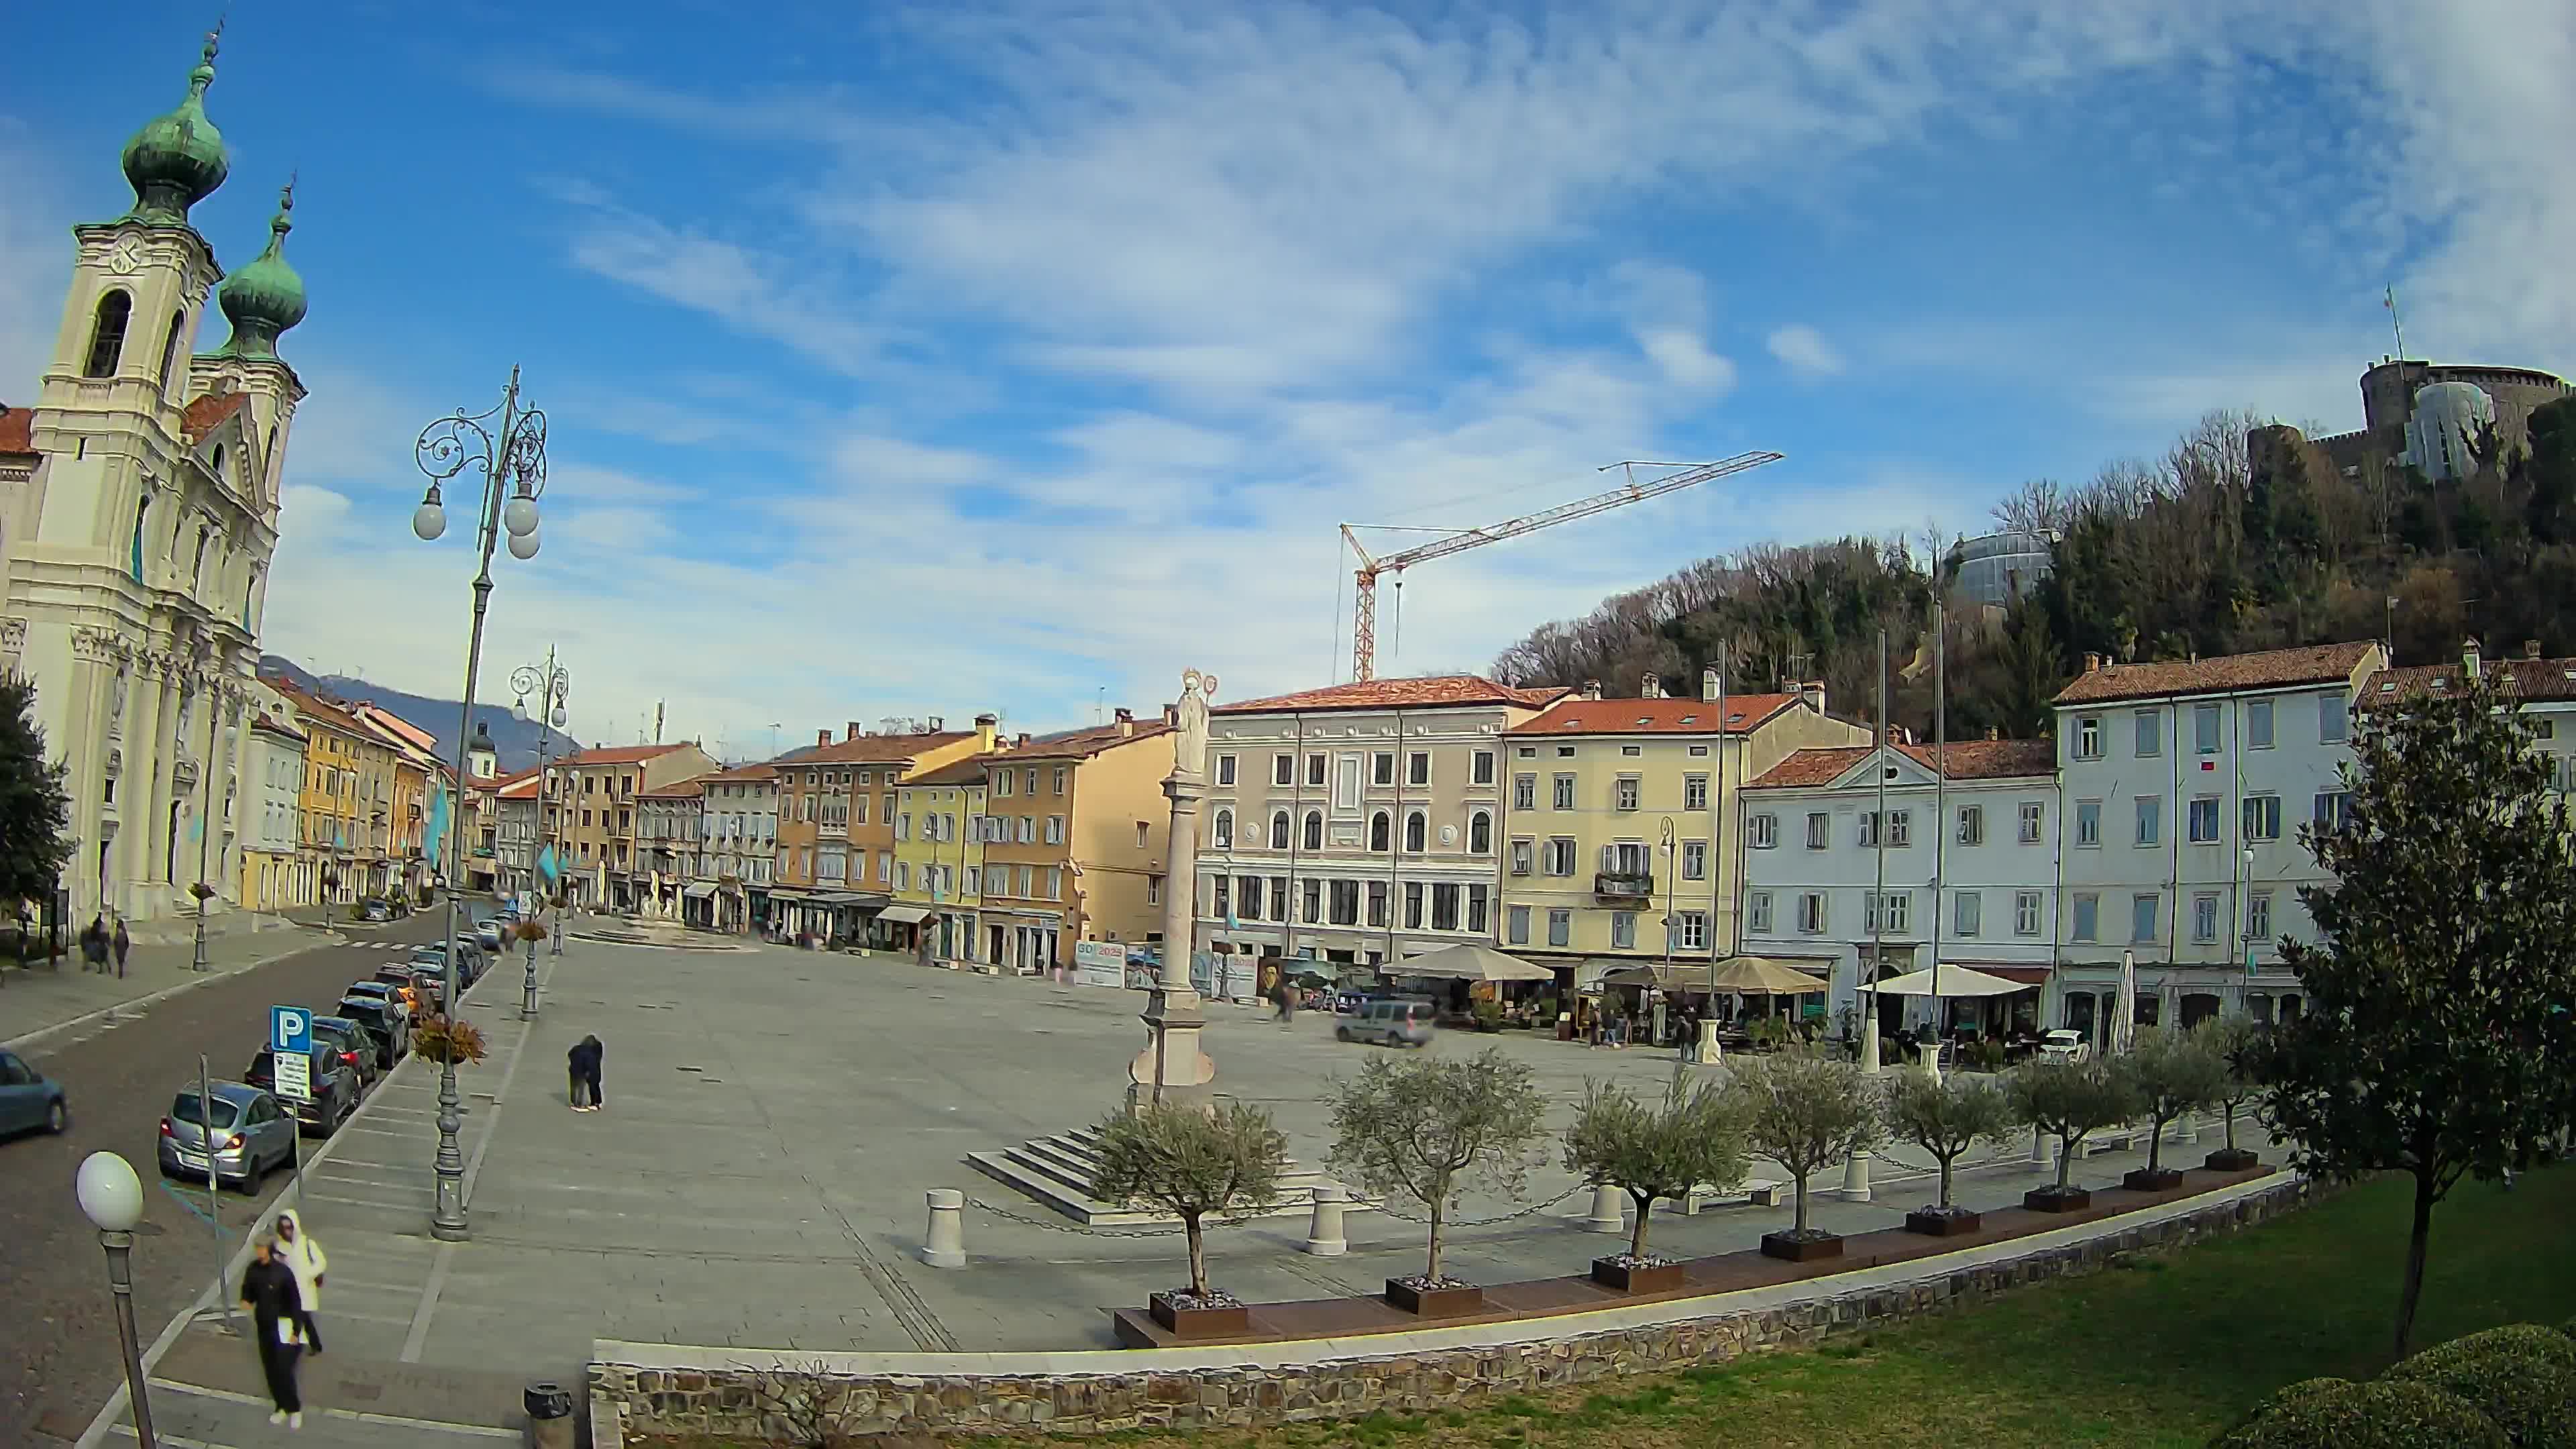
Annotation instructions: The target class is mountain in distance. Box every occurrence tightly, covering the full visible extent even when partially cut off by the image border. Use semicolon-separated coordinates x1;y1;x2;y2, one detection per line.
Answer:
257;654;578;774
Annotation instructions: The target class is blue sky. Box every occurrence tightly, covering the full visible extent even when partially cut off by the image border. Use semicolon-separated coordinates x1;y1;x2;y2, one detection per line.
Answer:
4;1;2571;757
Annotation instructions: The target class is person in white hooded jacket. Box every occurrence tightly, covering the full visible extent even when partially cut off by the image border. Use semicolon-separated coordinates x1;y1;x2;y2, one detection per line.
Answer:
272;1210;328;1354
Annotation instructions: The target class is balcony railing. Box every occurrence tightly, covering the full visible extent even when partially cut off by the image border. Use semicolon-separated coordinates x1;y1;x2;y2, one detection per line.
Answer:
1594;871;1654;900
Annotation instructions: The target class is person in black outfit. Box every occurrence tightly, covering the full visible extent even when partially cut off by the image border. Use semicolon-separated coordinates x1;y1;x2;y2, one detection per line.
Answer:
239;1235;305;1429
567;1037;590;1109
568;1035;604;1112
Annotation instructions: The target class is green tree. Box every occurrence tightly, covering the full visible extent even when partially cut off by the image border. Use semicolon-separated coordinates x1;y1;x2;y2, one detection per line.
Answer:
2263;668;2576;1360
0;676;72;913
1725;1046;1886;1237
2522;396;2576;544
2125;1027;2228;1177
1562;1071;1749;1260
1882;1071;2017;1212
1090;1102;1289;1300
2006;1057;2144;1194
1327;1049;1546;1284
2190;1016;2264;1161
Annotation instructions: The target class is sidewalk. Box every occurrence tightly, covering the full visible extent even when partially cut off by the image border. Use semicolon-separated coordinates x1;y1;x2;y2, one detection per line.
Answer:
1;917;343;1053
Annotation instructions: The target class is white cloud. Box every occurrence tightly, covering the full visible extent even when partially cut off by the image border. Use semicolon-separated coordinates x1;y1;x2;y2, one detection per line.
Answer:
1766;324;1846;380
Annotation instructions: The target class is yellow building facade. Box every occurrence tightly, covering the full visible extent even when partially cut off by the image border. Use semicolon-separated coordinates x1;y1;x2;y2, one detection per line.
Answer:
892;753;991;962
274;684;387;904
1498;674;1868;978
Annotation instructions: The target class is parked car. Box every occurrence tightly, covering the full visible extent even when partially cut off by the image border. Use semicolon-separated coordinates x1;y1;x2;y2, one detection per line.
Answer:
243;1047;360;1134
343;979;411;1018
333;998;409;1069
368;964;425;1010
158;1083;297;1191
405;966;451;1013
0;1049;68;1138
307;1016;382;1089
358;897;398;922
2037;1028;2093;1064
1336;997;1434;1048
474;918;506;953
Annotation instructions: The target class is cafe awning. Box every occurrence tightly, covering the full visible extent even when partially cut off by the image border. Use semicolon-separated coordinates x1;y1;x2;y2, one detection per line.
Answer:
1862;965;2030;998
876;905;932;924
1704;955;1834;994
1386;943;1554;983
682;881;718;899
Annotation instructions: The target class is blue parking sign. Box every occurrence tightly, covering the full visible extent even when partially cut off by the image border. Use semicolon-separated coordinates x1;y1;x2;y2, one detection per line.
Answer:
272;1005;312;1056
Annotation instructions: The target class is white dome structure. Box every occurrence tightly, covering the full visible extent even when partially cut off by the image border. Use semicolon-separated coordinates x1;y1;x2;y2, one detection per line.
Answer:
2403;380;2495;481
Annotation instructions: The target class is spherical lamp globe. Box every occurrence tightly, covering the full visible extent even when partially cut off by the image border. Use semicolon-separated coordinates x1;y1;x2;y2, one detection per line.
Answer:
76;1151;145;1232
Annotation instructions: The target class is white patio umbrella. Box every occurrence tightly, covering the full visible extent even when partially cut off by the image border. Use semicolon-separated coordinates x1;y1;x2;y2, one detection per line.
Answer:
1857;964;2028;998
2114;949;2138;1055
1385;943;1555;983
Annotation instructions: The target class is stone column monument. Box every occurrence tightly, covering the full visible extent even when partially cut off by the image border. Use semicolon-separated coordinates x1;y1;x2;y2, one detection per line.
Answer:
1128;669;1218;1110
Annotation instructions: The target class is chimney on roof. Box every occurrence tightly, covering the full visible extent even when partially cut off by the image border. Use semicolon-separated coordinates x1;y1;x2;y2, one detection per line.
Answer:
1582;679;1603;701
847;720;863;741
1114;706;1134;737
1163;704;1178;727
1701;667;1719;703
2526;639;2544;660
817;729;831;748
1016;733;1031;747
975;712;998;751
926;716;945;732
1641;672;1662;699
1799;680;1826;715
2083;651;2102;674
2463;637;2482;680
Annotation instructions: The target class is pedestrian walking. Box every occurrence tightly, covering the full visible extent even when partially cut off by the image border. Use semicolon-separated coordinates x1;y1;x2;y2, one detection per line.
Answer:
272;1210;328;1354
239;1234;305;1430
111;917;130;978
1274;981;1297;1028
80;916;106;973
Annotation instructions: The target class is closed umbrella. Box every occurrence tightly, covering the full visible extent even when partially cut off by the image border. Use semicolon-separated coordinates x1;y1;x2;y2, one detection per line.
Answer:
2114;949;2137;1055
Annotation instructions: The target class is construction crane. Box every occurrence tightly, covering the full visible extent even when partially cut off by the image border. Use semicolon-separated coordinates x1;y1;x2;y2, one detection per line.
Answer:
1338;451;1784;681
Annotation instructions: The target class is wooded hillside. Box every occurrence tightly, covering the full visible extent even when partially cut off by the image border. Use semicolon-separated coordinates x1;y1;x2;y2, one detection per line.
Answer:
1489;397;2576;740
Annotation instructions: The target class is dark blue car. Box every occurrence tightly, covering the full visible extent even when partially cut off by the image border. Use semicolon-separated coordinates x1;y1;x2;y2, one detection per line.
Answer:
0;1049;67;1138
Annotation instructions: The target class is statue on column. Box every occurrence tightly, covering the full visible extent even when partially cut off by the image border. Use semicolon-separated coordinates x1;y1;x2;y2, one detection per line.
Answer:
1174;669;1216;781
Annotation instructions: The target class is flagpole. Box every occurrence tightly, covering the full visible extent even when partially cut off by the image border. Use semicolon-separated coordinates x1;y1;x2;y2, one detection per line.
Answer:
1929;596;1945;1077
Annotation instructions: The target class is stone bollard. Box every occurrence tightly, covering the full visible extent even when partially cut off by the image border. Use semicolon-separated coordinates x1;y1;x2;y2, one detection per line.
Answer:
1837;1148;1872;1202
1695;1017;1720;1065
2029;1126;2051;1169
922;1189;966;1269
1301;1185;1349;1256
2175;1111;2199;1145
1584;1183;1625;1234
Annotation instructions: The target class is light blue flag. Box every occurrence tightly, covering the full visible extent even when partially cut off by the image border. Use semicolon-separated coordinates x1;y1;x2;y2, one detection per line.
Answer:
424;782;450;865
537;844;560;885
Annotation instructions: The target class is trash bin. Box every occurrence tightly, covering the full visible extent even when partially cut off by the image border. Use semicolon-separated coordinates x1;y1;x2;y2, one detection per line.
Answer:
525;1381;575;1449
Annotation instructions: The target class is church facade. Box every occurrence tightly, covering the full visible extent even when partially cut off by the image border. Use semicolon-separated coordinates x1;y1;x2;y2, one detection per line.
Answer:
0;28;311;925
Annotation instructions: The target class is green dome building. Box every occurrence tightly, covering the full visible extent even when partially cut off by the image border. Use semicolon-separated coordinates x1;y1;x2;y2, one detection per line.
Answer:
211;184;307;360
119;29;229;226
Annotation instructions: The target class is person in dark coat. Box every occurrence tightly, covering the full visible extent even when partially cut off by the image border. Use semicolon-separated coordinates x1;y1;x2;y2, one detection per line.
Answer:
80;917;107;973
239;1234;305;1428
568;1035;604;1112
111;918;130;977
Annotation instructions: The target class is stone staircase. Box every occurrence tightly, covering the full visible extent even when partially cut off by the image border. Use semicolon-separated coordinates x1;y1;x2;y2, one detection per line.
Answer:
967;1124;1366;1226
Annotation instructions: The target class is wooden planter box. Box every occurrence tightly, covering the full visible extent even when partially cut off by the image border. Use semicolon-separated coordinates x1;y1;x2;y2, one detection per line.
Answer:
1589;1256;1685;1293
1903;1208;1983;1237
1147;1292;1249;1340
2203;1148;2261;1173
2123;1167;2186;1193
2023;1185;2092;1213
1383;1279;1484;1317
1759;1231;1844;1263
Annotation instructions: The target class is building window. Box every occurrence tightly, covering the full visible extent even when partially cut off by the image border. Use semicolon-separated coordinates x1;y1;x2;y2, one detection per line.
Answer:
1269;876;1289;921
2192;892;2220;943
1547;908;1570;947
1364;751;1393;787
1403;881;1424;929
1860;810;1911;847
85;289;131;377
1468;810;1493;854
1507;904;1531;945
1676;910;1708;951
1557;745;1575;758
1543;837;1577;876
2312;791;2351;832
1304;878;1324;923
1552;774;1575;810
2134;710;2161;758
1513;773;1536;810
1211;809;1232;849
1472;751;1495;786
2320;694;2348;744
2247;700;2275;749
1746;891;1772;932
1954;890;1982;938
1431;883;1460;930
2189;796;2221;844
1216;754;1236;786
1303;810;1324;851
1796;892;1827;934
1747;813;1776;849
1957;804;1984;845
2073;892;2099;942
1328;879;1359;926
1681;839;1707;880
2131;893;2159;943
1403;810;1427;853
1147;875;1161;906
1053;767;1067;794
2243;794;2282;842
1306;753;1327;787
1807;812;1829;850
1369;810;1391;852
2135;796;2161;847
1509;839;1534;875
1366;879;1387;927
1684;773;1708;810
1273;753;1294;786
1407;751;1430;787
1270;810;1291;849
2247;890;2273;940
2195;704;2221;755
1239;876;1264;919
1609;911;1635;949
2015;890;2042;936
1046;815;1065;845
2076;799;2101;847
1865;890;1911;934
1615;777;1640;811
2074;716;2102;759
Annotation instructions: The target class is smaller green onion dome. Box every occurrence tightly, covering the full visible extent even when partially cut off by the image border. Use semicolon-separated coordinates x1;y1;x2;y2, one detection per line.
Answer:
120;30;229;226
213;182;307;360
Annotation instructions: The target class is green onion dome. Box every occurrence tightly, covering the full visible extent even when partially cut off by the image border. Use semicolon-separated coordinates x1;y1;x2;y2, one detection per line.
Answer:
120;31;229;226
213;184;306;359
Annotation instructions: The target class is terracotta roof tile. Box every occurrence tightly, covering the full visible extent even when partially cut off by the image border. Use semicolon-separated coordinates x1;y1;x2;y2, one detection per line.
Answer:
0;407;33;455
180;392;249;443
639;778;707;799
559;743;694;767
700;763;778;784
778;731;973;766
264;680;370;739
990;720;1174;761
1507;694;1803;737
250;715;306;743
908;754;996;786
2366;655;2576;704
1750;738;2057;789
2051;641;2379;706
1214;675;1568;715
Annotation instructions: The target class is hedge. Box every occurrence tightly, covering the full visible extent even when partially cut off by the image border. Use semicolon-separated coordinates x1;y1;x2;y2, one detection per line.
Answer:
2211;1376;2509;1449
2382;1324;2576;1449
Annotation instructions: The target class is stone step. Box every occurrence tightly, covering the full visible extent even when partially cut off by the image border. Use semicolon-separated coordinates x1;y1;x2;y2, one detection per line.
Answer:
966;1129;1364;1227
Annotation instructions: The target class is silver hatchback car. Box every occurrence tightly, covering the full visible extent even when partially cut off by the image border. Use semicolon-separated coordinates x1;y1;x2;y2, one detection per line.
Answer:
158;1082;297;1192
1336;998;1434;1048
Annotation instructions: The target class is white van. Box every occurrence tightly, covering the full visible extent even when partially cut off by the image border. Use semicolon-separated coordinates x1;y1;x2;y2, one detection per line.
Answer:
1336;998;1433;1048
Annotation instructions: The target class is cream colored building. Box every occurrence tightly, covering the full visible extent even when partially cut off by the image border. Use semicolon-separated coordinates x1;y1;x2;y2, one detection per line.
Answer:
1499;671;1868;983
1196;676;1566;969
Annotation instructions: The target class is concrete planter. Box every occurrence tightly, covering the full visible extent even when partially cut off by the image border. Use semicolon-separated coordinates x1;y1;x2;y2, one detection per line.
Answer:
2122;1168;2186;1193
1383;1278;1484;1317
1589;1256;1685;1293
2204;1148;2261;1172
1904;1208;1983;1237
2023;1185;2092;1213
1759;1230;1844;1263
1147;1291;1249;1340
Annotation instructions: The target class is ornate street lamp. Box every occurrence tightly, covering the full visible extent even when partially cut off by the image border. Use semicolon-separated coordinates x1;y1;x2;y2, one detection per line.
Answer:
411;367;547;1242
77;1151;157;1449
512;649;570;1017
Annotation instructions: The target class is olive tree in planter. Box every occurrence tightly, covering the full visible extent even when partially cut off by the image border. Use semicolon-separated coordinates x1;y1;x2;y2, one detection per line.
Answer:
1089;1100;1289;1339
1327;1047;1546;1316
2191;1017;2265;1171
1884;1071;2017;1236
1727;1046;1886;1262
1561;1071;1748;1291
2121;1027;2228;1191
2006;1057;2143;1212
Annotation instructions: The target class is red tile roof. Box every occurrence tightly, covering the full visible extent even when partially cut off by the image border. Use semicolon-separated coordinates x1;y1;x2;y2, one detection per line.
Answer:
180;392;249;443
990;720;1174;761
1214;675;1568;715
496;772;543;800
2367;655;2576;704
701;763;778;784
774;731;973;767
559;743;695;767
2051;642;2379;706
639;778;707;799
0;407;33;455
250;715;306;744
266;680;370;739
1507;694;1802;737
1750;738;2057;789
908;754;996;786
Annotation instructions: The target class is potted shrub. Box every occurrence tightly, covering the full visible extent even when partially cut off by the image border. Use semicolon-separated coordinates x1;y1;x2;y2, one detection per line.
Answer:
1884;1070;2017;1236
411;1013;488;1066
1728;1046;1885;1262
1327;1048;1546;1316
2006;1057;2142;1212
1562;1073;1748;1291
1089;1101;1289;1339
2121;1027;2227;1191
189;880;216;902
2192;1018;2265;1172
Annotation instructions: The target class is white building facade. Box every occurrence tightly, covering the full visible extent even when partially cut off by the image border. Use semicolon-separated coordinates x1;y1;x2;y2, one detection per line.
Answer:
242;706;309;910
700;763;777;934
2051;641;2384;1042
1739;738;2061;1038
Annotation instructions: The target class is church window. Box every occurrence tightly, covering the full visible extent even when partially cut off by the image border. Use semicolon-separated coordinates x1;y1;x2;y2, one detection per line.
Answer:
85;290;132;378
157;311;185;396
129;496;150;582
191;525;211;588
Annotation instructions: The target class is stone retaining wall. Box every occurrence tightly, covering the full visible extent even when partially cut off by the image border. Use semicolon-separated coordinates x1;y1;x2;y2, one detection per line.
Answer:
598;1177;2314;1442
